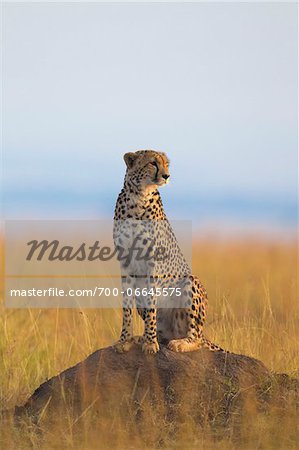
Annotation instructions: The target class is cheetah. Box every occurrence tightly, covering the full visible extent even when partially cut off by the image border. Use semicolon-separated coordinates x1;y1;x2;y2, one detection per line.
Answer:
113;150;225;355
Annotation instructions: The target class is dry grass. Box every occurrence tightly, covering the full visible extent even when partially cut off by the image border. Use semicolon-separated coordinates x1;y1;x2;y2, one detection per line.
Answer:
0;237;298;449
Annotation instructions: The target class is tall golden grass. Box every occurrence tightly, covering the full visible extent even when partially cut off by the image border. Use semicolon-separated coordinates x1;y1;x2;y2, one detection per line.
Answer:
0;238;298;449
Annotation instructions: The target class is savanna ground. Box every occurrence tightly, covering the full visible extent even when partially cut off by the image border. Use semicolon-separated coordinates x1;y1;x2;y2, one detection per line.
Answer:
0;237;298;449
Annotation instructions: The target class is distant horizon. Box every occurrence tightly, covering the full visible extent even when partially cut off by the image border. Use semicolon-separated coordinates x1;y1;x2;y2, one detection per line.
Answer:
3;3;298;240
3;184;297;242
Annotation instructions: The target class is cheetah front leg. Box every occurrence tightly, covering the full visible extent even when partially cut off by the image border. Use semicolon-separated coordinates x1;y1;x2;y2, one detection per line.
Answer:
114;278;143;353
141;295;160;354
114;306;137;352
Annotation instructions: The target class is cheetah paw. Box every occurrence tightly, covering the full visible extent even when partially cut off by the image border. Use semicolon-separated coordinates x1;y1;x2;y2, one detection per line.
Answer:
113;340;135;353
142;341;160;355
167;338;192;352
113;336;143;353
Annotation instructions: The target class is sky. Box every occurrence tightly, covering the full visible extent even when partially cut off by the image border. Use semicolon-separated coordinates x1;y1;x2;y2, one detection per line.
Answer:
2;2;298;237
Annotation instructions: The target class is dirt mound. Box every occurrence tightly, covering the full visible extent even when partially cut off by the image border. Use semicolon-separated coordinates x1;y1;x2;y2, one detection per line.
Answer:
14;345;298;432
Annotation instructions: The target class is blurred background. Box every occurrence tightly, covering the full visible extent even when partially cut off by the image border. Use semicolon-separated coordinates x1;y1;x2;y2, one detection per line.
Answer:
1;7;299;445
3;2;298;240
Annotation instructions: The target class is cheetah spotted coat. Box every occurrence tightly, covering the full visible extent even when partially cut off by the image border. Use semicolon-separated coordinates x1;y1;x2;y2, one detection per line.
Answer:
113;150;225;354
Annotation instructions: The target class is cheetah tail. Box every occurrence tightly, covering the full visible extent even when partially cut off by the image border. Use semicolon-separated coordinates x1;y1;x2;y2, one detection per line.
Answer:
201;336;228;353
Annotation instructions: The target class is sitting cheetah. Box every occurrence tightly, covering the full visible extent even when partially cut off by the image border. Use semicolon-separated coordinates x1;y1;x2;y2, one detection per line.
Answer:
113;150;225;355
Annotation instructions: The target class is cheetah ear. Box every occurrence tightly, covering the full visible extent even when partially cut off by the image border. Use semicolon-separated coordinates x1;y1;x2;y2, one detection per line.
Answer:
124;152;138;169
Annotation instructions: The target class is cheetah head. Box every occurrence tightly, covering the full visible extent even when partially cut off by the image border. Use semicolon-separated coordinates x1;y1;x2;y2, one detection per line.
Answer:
124;150;170;191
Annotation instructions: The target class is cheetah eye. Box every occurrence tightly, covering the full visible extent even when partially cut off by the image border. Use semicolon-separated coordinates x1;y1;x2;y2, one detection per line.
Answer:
150;161;158;168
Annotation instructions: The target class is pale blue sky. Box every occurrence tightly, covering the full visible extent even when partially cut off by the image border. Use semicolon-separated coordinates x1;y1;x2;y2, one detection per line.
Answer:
2;2;298;233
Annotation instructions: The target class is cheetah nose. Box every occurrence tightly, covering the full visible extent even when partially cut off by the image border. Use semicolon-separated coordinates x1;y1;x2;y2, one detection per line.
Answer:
162;174;170;180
